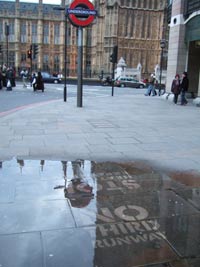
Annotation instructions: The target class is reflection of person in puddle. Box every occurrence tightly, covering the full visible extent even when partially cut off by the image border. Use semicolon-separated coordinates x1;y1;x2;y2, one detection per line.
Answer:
64;178;94;208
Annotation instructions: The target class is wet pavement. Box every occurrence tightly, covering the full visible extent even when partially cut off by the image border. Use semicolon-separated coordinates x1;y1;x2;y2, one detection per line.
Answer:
1;89;200;266
0;159;199;267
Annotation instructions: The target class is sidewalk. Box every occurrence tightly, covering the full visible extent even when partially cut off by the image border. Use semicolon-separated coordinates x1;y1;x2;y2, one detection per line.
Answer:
0;93;200;267
0;93;200;172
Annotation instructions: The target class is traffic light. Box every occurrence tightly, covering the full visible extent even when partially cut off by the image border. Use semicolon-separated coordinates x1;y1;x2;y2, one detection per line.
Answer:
110;45;118;63
27;49;32;59
0;45;2;54
27;45;32;59
5;24;9;36
33;44;39;59
109;53;113;63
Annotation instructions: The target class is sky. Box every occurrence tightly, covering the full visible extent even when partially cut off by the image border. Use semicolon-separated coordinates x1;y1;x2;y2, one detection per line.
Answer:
2;0;62;4
25;0;61;3
2;0;93;5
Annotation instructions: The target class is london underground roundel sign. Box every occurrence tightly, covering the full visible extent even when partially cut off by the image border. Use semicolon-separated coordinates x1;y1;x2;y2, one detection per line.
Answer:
67;0;97;27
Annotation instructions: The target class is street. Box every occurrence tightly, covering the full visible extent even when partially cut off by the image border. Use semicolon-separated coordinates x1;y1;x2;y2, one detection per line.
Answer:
0;81;146;113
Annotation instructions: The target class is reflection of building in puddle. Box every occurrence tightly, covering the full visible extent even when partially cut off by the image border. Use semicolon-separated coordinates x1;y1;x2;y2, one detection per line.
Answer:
40;160;45;171
16;159;45;173
17;159;24;173
14;158;95;208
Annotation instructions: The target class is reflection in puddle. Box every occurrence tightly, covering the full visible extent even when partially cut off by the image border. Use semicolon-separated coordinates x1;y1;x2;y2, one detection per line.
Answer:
54;160;94;208
54;160;95;208
0;159;199;267
64;178;94;208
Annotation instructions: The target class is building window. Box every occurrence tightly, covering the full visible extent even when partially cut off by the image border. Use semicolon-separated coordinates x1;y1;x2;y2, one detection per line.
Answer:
86;28;92;47
54;24;60;45
3;21;15;42
32;23;37;44
146;14;151;39
21;53;26;62
21;22;27;43
125;11;129;37
43;54;49;71
7;22;15;42
132;0;136;7
141;13;146;38
149;0;152;9
43;23;49;44
54;55;60;73
67;27;71;45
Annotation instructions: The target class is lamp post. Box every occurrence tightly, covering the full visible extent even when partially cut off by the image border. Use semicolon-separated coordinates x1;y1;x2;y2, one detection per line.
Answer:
5;23;9;67
159;39;166;96
53;6;67;102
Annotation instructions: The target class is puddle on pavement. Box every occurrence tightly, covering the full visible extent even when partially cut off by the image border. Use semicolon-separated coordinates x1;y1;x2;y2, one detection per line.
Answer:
0;159;200;267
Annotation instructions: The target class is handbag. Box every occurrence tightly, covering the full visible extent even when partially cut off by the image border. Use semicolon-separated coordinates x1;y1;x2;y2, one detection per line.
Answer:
7;79;11;87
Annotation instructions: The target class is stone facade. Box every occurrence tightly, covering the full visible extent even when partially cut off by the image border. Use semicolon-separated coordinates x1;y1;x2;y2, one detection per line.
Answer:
0;0;86;77
0;0;167;79
91;0;168;78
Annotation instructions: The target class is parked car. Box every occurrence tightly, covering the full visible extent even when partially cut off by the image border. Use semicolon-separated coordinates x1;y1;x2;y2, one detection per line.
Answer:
114;77;145;88
41;72;62;84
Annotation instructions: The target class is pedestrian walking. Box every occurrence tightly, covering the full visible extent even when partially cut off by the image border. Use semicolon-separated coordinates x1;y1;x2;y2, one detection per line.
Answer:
35;71;44;92
20;69;28;88
6;67;13;91
171;74;181;104
31;73;37;91
180;71;189;105
144;74;156;96
0;67;2;90
10;67;16;87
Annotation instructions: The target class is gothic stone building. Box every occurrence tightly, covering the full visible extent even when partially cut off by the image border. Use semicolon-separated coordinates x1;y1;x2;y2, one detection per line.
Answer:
0;0;167;79
91;0;168;78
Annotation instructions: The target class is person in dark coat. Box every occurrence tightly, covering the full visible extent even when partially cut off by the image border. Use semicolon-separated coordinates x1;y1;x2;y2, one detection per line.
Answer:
171;74;181;104
6;67;13;91
0;68;2;89
180;71;189;105
36;71;44;92
11;67;16;87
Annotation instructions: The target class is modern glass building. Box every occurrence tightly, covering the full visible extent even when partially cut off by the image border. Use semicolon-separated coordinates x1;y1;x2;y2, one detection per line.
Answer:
166;0;200;99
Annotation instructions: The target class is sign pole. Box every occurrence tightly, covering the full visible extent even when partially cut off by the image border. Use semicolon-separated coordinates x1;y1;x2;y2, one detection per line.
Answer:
111;62;115;96
64;18;67;102
77;26;83;107
5;23;9;67
66;0;97;108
